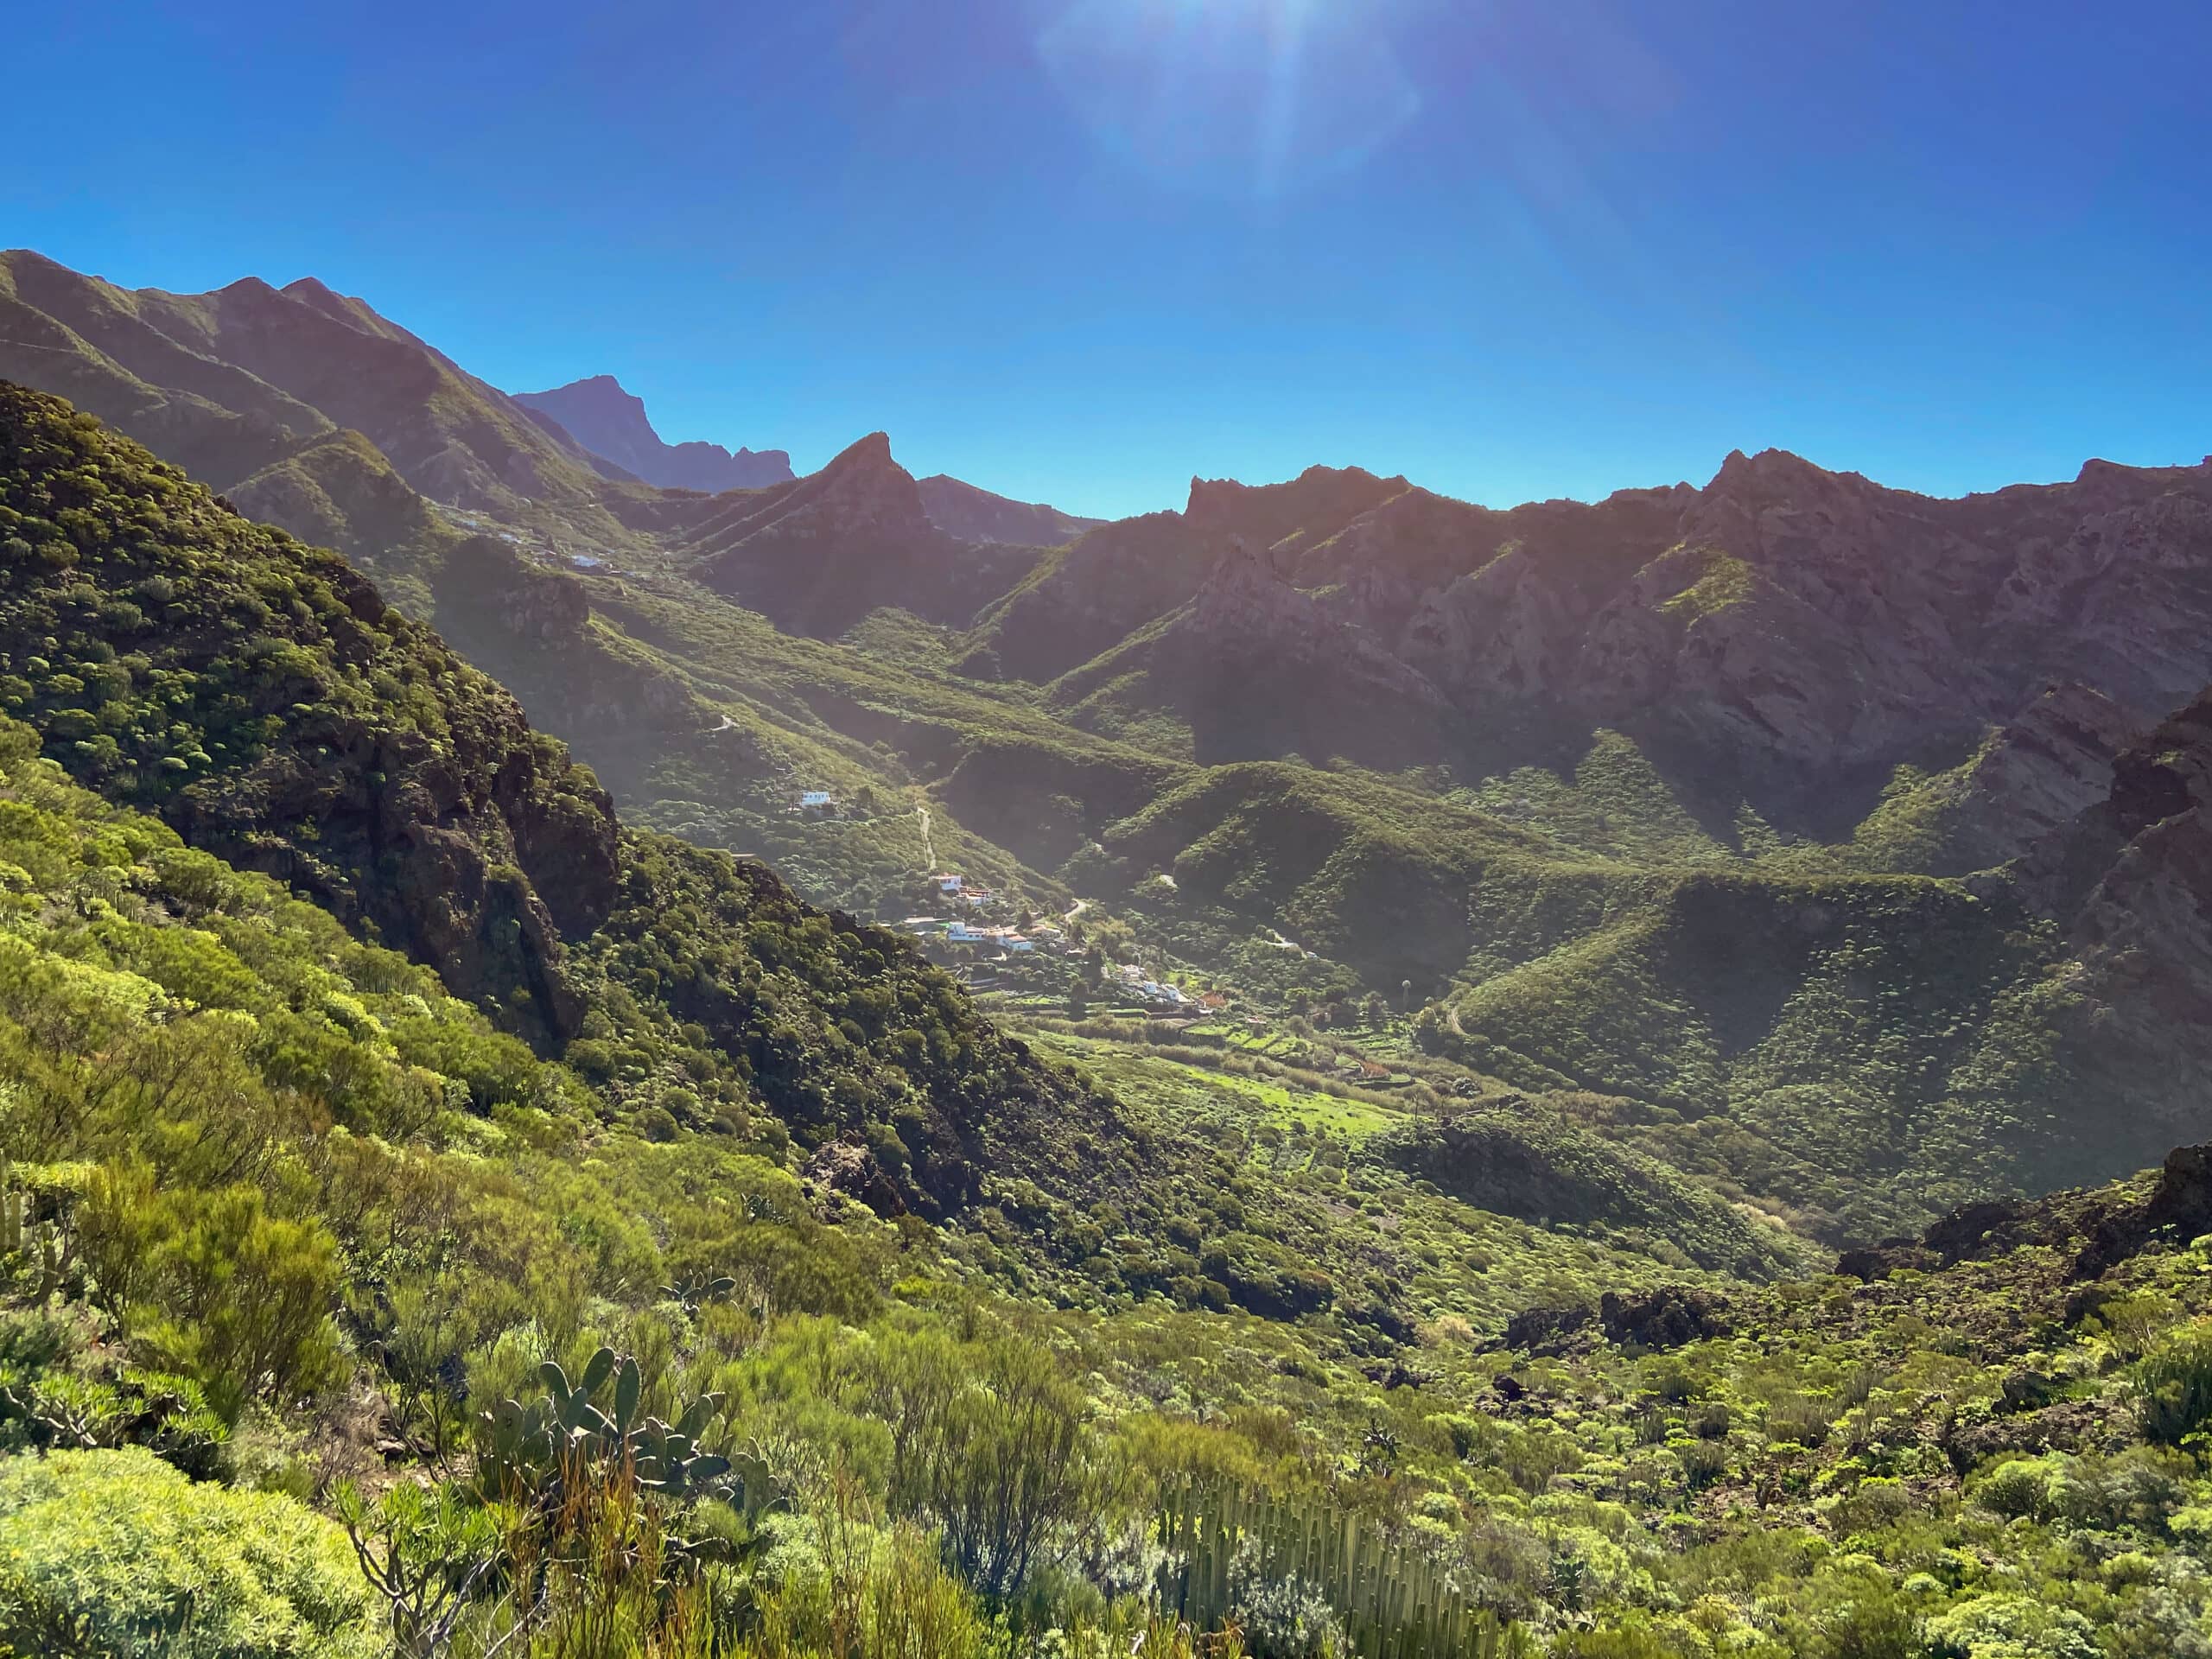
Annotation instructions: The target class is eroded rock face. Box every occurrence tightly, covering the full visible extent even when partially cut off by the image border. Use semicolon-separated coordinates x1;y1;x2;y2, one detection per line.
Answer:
1599;1287;1731;1350
1390;450;2212;785
1117;444;2212;799
2043;691;2212;1150
803;1136;908;1218
1833;1141;2212;1285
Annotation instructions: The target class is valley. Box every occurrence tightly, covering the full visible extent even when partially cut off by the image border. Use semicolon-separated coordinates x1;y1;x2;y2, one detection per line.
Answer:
4;245;2212;1656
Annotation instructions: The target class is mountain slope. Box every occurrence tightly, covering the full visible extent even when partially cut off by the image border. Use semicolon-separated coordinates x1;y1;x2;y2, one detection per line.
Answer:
962;464;1407;688
683;432;1046;636
0;379;616;1048
0;250;717;556
515;373;792;492
12;247;2212;1260
915;474;1103;547
0;381;1147;1224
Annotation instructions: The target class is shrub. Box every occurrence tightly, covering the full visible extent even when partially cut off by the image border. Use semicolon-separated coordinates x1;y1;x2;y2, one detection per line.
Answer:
864;1325;1111;1596
117;1183;346;1421
1810;1590;1920;1659
753;1482;988;1659
1227;1536;1344;1659
0;1446;373;1656
1923;1593;2097;1659
2133;1323;2212;1444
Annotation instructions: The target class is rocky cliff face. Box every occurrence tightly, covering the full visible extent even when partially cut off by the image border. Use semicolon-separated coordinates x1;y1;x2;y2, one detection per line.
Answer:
2039;684;2212;1151
514;375;792;493
967;465;1408;688
1046;543;1459;767
1171;446;2212;810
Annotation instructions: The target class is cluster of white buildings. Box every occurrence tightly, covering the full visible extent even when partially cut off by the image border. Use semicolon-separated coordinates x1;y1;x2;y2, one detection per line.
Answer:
1112;961;1192;1006
902;875;1057;957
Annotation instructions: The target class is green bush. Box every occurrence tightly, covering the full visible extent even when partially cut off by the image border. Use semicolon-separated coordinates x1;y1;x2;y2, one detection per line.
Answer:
0;1446;373;1657
88;1179;344;1422
2133;1323;2212;1444
1923;1593;2097;1659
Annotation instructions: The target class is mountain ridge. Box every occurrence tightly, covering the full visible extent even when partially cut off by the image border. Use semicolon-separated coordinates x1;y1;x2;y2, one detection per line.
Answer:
514;372;794;492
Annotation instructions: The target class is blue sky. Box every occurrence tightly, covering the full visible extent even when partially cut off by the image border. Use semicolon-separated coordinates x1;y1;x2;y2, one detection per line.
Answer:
5;0;2209;518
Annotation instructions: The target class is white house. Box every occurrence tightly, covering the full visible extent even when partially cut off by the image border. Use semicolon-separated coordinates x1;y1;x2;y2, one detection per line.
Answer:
798;790;834;810
945;920;988;944
934;874;963;894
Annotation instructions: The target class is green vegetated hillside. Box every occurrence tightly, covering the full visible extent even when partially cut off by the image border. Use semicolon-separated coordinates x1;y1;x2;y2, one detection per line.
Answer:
0;384;1802;1312
14;250;2203;1255
0;385;1149;1238
10;681;2212;1654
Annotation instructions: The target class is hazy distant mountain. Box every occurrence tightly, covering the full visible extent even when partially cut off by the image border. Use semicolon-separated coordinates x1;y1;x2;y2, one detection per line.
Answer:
514;374;792;493
916;474;1103;547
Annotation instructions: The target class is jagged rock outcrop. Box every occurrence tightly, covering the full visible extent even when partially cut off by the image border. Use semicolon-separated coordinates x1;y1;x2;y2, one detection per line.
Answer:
2027;683;2212;1141
965;466;1406;687
1958;684;2142;854
515;375;792;493
804;1136;909;1218
1834;1141;2212;1284
1020;441;2212;810
1599;1287;1732;1350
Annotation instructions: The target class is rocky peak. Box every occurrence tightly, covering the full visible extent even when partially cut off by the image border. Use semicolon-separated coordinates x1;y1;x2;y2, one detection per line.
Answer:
550;373;652;429
821;429;899;477
1185;474;1246;520
212;275;287;310
278;276;353;315
789;431;931;531
513;376;792;492
1185;463;1402;531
